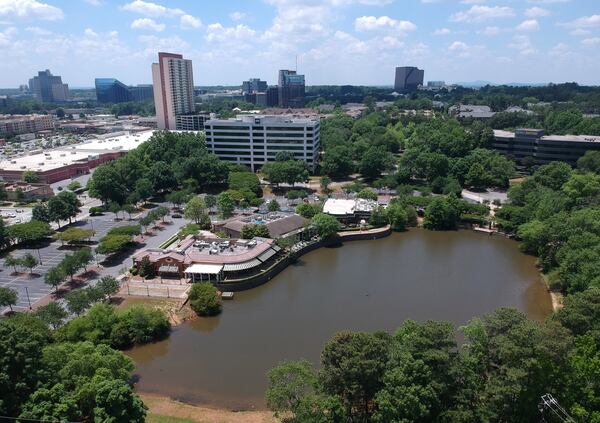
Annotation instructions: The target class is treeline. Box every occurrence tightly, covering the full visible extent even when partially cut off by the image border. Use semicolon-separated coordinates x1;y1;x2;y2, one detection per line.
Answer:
0;298;171;422
320;113;514;193
496;152;600;294
488;109;600;136
267;297;600;422
87;131;230;205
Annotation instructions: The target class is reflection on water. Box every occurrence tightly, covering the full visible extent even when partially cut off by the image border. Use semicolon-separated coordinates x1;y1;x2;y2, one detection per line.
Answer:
126;229;552;410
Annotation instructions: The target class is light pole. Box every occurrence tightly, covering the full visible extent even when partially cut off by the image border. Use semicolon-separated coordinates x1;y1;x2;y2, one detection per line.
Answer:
36;248;43;265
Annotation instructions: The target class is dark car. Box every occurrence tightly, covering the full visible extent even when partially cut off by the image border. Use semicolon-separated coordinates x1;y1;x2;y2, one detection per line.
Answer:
172;213;182;218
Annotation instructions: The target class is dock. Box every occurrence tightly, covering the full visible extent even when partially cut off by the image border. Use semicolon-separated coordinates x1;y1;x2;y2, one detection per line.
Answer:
474;227;495;235
221;292;234;300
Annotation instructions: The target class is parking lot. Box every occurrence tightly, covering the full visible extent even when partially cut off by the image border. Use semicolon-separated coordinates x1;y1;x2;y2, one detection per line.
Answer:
1;203;189;313
1;207;33;225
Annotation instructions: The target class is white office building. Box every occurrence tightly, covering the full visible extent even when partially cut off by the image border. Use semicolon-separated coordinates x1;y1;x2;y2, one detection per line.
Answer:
151;52;195;130
204;115;320;171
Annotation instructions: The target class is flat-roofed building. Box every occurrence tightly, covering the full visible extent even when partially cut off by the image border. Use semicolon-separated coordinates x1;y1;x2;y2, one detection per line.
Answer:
0;130;155;183
175;113;213;131
204;114;320;171
493;128;600;166
0;114;53;136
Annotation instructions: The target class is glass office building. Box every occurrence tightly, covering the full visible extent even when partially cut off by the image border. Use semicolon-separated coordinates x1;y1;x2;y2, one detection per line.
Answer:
95;78;132;103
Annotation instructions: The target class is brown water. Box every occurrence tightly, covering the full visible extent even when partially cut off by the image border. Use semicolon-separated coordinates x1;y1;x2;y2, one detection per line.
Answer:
127;230;552;409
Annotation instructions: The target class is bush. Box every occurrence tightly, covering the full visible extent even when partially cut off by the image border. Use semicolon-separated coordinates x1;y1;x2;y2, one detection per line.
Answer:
107;225;141;236
296;202;322;219
357;188;378;200
188;283;222;316
286;189;308;200
89;207;104;216
109;305;170;349
241;223;271;239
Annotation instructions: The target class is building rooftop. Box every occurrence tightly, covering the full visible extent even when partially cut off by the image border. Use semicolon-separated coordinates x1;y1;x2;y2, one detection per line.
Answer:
323;198;377;216
207;114;319;125
494;129;600;144
0;130;155;172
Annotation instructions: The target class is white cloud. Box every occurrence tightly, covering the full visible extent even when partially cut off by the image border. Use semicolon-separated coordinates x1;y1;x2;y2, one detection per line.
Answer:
433;27;451;35
450;5;515;23
561;15;600;29
84;28;98;37
25;25;50;35
524;7;549;18
0;0;64;21
83;0;103;5
527;0;569;3
509;34;537;55
206;23;256;43
448;41;468;51
136;34;190;58
480;26;501;36
229;11;246;21
180;14;201;29
121;0;183;18
582;37;600;46
355;16;417;33
130;17;165;32
570;28;591;37
516;19;539;32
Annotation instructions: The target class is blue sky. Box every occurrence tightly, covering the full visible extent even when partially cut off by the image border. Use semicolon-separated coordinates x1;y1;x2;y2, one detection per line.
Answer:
0;0;599;87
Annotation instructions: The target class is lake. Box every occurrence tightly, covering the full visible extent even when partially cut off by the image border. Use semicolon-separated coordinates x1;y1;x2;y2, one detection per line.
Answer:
127;229;552;409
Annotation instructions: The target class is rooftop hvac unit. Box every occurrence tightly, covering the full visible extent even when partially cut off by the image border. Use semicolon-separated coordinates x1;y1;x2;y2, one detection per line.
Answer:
60;153;66;157
11;160;16;164
20;166;26;169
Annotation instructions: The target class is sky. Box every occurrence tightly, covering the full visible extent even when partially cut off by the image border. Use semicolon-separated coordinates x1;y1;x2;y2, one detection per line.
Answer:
0;0;599;88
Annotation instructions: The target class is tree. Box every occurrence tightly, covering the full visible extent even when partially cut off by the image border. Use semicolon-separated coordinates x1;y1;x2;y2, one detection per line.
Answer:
241;224;271;239
87;164;127;205
268;199;281;212
188;282;221;316
266;360;317;418
22;170;40;183
4;254;21;273
19;383;80;422
0;287;18;312
138;256;156;279
578;150;600;174
229;171;262;197
96;234;133;255
0;219;9;250
165;190;189;209
60;253;82;283
296;203;322;219
369;206;388;227
65;289;92;316
53;228;95;245
74;247;93;272
109;305;170;349
44;266;65;293
424;195;461;230
47;191;81;226
262;160;309;187
97;276;120;300
320;331;390;419
109;202;122;220
67;180;81;191
135;178;153;204
7;221;53;244
387;203;410;231
320;176;332;194
35;302;68;329
20;252;38;274
312;213;341;240
357;188;378;200
217;191;235;218
184;196;207;224
204;194;217;210
32;204;50;223
360;147;393;181
92;378;147;422
321;146;355;178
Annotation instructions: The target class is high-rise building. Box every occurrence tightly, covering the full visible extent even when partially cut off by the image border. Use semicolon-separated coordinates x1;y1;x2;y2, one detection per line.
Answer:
28;70;69;103
278;70;305;108
204;115;320;171
266;86;279;107
242;78;268;94
394;66;424;93
95;78;131;103
151;52;195;130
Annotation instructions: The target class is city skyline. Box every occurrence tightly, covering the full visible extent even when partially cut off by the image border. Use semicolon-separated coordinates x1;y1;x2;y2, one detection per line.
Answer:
0;0;599;87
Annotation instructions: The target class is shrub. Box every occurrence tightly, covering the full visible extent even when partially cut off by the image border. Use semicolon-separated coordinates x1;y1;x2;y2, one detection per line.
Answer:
286;189;308;200
109;305;170;349
107;225;141;236
188;283;222;316
89;207;104;216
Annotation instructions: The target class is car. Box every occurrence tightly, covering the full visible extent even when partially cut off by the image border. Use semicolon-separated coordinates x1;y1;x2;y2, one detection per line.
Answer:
172;213;182;218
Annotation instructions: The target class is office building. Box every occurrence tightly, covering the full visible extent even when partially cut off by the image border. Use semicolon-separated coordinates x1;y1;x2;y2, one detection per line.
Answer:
151;52;195;130
0;114;53;136
95;78;131;103
493;129;600;166
266;86;279;107
204;115;320;171
28;70;69;102
129;85;154;102
427;81;445;88
278;70;305;108
242;78;268;94
175;113;213;131
394;66;424;93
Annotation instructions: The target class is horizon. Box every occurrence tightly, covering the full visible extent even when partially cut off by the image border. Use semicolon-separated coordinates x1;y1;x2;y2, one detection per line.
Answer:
0;0;599;87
